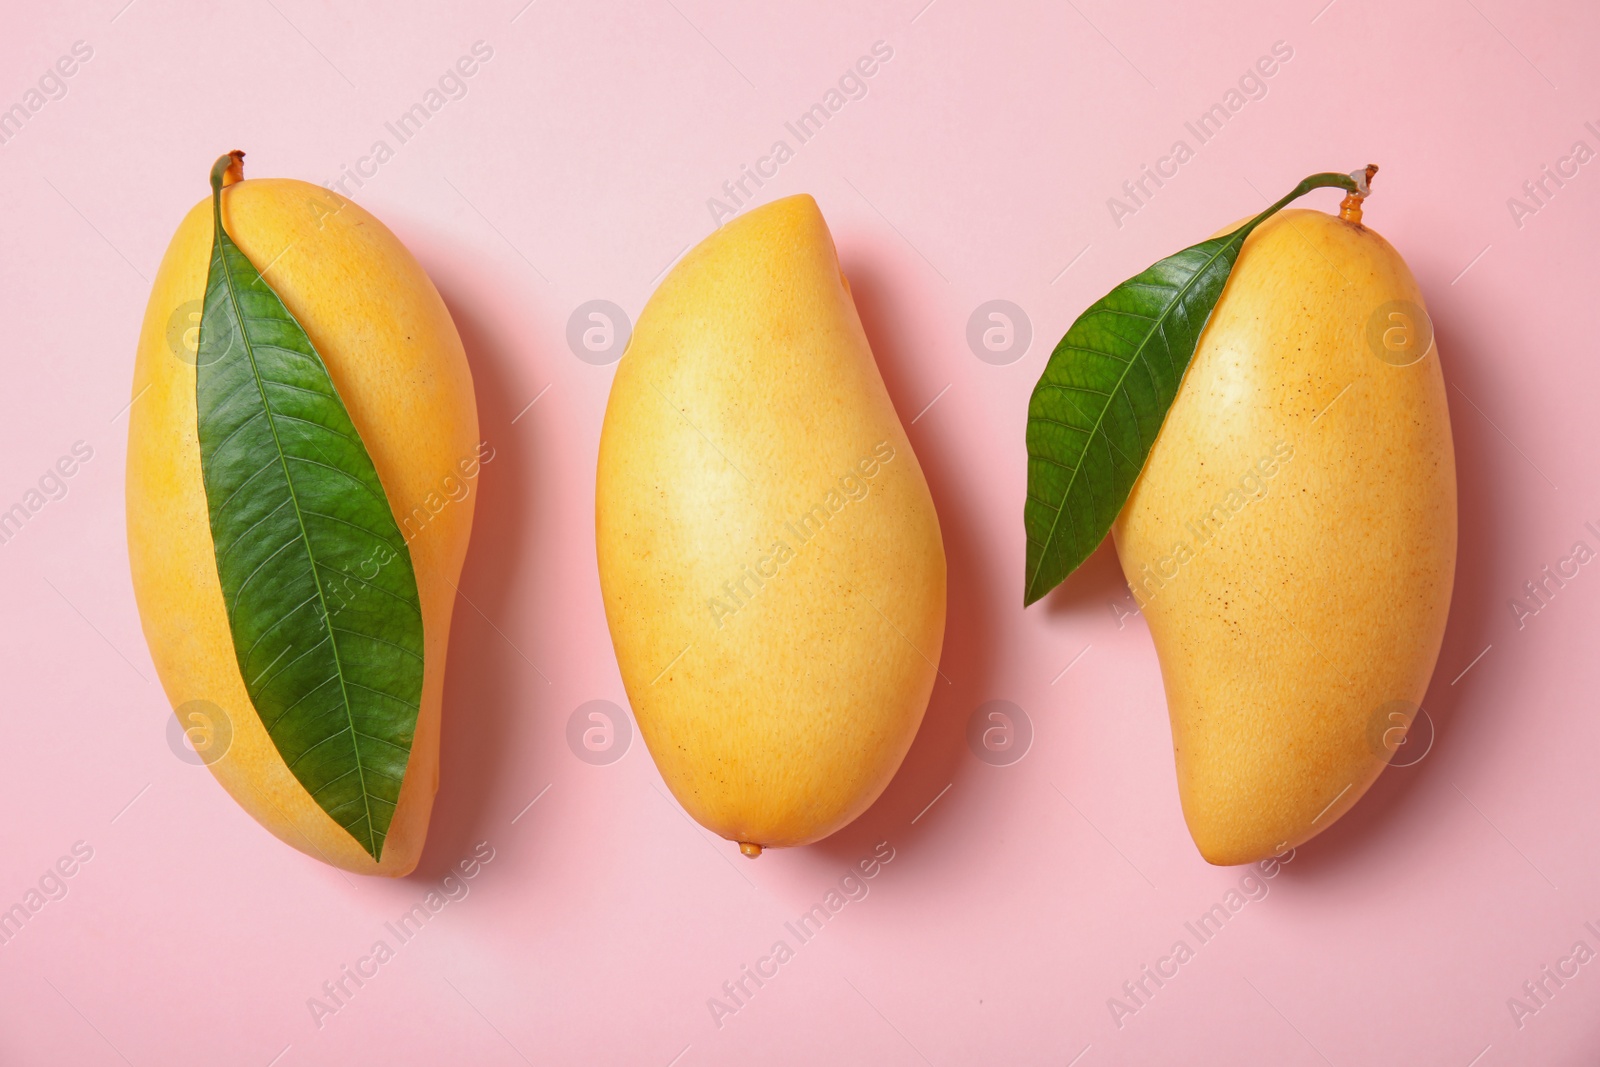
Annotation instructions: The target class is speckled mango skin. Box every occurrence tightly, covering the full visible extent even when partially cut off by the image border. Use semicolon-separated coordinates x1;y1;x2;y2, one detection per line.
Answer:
1113;207;1456;866
596;195;947;851
126;177;478;875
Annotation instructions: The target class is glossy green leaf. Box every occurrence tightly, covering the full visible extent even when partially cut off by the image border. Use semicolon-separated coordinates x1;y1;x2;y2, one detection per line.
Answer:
196;152;423;861
1023;170;1365;606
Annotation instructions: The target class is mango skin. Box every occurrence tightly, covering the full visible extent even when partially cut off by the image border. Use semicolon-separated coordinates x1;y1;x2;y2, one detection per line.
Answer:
126;178;478;876
596;195;947;851
1113;207;1456;866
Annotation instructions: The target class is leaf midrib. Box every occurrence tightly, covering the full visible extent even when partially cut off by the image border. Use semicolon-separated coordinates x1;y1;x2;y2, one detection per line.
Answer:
213;211;379;857
1024;230;1246;603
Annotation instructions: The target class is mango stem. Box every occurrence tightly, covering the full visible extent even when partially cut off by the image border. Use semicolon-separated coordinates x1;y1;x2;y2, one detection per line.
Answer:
210;150;246;194
208;151;247;235
738;841;763;858
1339;164;1380;224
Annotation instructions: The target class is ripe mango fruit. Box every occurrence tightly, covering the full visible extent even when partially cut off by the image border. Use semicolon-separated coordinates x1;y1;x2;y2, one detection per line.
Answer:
596;195;947;855
1113;204;1456;865
126;162;478;875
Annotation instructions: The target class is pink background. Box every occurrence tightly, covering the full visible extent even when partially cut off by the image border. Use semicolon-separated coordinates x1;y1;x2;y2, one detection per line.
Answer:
2;0;1597;1063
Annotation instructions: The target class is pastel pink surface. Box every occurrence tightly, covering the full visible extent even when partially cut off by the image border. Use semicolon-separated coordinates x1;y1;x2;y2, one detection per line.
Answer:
1;2;1596;1064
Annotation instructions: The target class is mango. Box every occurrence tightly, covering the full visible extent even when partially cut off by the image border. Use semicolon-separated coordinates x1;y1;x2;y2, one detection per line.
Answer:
1113;204;1456;865
596;195;946;855
126;166;478;875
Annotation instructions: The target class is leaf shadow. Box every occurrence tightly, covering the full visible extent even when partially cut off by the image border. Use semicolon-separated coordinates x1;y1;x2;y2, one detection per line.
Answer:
407;276;539;882
1266;312;1512;879
796;255;1003;873
1039;536;1130;623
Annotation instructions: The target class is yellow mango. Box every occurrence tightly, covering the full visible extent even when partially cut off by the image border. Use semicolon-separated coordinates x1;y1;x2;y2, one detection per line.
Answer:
1114;205;1456;865
596;195;946;855
126;166;478;875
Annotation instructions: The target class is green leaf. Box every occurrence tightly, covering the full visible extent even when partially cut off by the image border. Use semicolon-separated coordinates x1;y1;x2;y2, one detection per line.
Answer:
196;152;424;861
1023;170;1366;606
